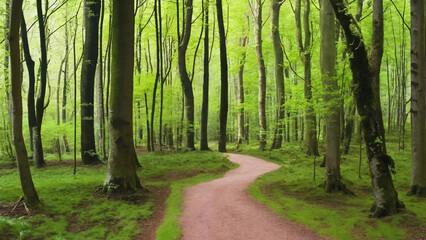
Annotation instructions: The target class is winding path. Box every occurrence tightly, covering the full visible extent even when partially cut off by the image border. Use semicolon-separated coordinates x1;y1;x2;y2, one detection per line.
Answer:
179;153;324;240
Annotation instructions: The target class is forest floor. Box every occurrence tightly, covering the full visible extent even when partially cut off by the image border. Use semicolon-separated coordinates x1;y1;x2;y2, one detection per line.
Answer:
179;153;324;240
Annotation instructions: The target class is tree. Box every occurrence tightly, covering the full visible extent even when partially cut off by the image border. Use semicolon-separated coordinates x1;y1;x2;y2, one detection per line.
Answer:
295;0;319;156
270;0;285;150
321;0;348;193
330;0;404;217
9;0;41;207
177;0;195;150
81;0;102;165
200;0;210;151
408;0;425;196
237;15;249;147
103;0;141;191
217;0;228;153
253;0;267;150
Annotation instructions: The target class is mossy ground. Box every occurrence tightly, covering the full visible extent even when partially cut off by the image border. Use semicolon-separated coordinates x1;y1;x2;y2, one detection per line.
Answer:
228;133;426;240
0;150;235;240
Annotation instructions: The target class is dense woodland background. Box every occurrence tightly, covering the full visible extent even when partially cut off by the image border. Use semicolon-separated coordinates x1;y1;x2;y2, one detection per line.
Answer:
0;0;425;239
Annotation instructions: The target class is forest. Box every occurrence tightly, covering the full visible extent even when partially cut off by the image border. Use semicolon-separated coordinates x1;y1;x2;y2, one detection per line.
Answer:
0;0;425;239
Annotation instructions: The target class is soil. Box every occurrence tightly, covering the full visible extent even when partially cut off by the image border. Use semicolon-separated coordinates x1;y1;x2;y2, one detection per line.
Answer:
179;153;325;240
135;186;170;240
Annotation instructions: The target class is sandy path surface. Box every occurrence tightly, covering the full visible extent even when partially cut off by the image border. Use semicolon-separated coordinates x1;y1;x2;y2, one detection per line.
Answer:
179;153;324;240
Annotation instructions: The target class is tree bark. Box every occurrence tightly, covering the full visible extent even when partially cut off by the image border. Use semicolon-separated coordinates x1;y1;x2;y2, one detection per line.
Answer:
96;0;106;161
34;0;48;168
9;0;41;207
254;0;267;150
330;0;404;217
177;0;195;150
200;0;210;151
103;0;141;191
237;18;248;147
408;0;426;196
321;0;348;193
217;0;228;153
270;0;285;150
81;0;101;165
61;2;70;153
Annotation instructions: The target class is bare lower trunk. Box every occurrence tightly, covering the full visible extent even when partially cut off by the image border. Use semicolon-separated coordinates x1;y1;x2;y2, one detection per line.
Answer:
200;0;210;151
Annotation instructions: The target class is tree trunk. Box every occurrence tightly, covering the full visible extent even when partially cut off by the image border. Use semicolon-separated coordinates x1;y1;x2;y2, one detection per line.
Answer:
61;2;70;153
408;0;426;196
103;0;141;191
217;0;228;153
81;0;101;165
200;0;210;151
254;0;267;150
178;0;195;150
321;0;348;193
9;0;41;207
237;25;248;147
270;0;285;150
330;0;404;217
34;0;48;167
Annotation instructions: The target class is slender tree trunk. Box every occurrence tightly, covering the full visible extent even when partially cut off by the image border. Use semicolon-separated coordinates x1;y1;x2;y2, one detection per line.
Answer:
34;0;48;167
177;0;195;150
9;0;41;207
217;0;228;152
254;0;267;150
200;0;210;151
103;0;141;191
330;0;404;217
270;0;285;150
408;0;426;196
237;20;248;147
144;93;151;151
81;0;101;165
321;0;348;193
96;0;106;161
61;2;70;153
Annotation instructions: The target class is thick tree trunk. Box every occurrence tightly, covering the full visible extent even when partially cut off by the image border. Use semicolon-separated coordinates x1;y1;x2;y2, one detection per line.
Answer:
217;0;228;153
408;0;426;196
321;0;348;193
9;0;41;207
330;0;404;217
34;0;48;168
103;0;141;191
254;0;267;150
270;0;285;150
200;0;210;151
178;0;195;150
81;0;101;165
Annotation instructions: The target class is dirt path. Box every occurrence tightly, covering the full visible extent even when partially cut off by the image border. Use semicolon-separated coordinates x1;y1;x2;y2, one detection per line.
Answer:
179;153;324;240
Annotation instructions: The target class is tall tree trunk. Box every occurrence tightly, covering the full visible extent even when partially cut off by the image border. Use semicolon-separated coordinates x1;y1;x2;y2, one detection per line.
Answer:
177;0;195;150
330;0;404;217
217;0;228;152
34;0;48;167
254;0;267;150
408;0;426;196
270;0;285;150
81;0;101;165
96;0;106;161
370;0;387;154
237;18;248;147
61;2;70;153
103;0;141;191
9;0;41;207
321;0;348;193
200;0;210;151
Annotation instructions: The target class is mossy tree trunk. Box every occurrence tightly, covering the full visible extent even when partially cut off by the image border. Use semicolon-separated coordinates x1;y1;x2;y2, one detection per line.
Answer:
330;0;404;217
321;0;348;193
217;0;228;153
81;0;101;165
408;0;426;197
103;0;141;191
270;0;285;150
9;0;41;207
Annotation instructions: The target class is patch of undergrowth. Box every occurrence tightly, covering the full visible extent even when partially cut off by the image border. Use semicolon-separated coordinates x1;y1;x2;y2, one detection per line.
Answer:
231;135;426;240
0;150;235;239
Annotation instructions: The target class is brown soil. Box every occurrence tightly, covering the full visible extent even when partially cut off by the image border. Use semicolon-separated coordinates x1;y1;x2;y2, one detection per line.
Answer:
179;153;325;240
135;186;170;240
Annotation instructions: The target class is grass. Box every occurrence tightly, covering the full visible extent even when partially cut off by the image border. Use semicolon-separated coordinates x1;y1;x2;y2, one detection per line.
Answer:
229;134;426;240
0;150;236;240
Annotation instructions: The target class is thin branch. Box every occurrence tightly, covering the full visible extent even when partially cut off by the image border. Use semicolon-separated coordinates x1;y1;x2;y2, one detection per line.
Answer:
389;0;410;30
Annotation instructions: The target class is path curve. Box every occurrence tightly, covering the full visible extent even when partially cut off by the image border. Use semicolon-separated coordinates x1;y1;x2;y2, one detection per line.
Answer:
179;153;324;240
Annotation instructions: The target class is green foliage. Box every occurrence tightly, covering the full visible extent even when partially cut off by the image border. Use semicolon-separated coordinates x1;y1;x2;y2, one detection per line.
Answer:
0;216;32;239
